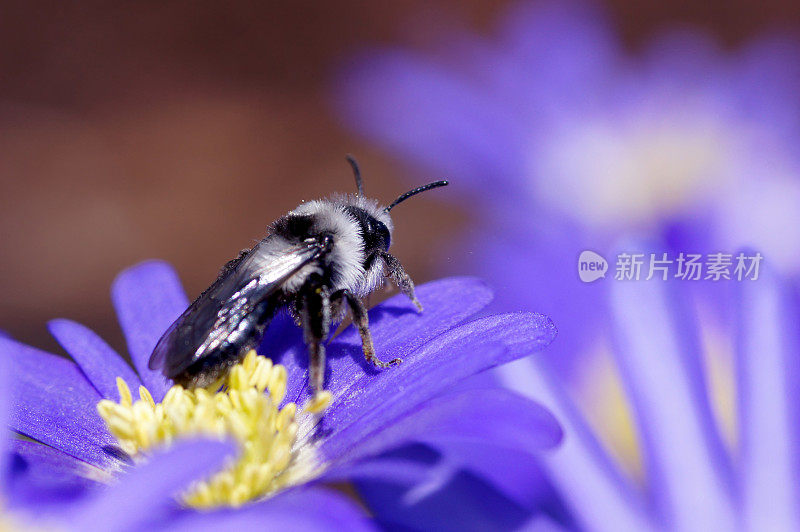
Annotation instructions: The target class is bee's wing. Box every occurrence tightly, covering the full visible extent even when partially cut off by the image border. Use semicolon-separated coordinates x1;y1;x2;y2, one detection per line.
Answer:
148;239;325;378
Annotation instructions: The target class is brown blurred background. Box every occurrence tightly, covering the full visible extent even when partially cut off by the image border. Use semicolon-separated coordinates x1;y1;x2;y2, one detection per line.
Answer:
2;0;800;355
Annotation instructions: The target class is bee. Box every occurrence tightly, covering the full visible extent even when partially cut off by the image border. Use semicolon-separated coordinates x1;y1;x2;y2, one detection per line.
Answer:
148;156;447;404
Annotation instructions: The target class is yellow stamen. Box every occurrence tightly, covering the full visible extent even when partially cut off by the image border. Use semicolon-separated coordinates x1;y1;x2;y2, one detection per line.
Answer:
96;350;323;508
303;391;333;414
116;377;132;406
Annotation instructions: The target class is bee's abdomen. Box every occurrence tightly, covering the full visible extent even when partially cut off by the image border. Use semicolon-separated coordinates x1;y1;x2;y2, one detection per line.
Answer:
171;301;276;388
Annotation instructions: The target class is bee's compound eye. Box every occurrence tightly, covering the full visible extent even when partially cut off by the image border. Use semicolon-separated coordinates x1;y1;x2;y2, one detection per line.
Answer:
376;220;391;250
343;205;391;252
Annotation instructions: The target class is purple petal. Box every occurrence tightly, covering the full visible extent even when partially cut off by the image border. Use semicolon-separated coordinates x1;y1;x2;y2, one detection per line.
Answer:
736;267;800;529
0;336;10;486
163;487;376;532
521;515;571;532
333;49;528;193
399;388;559;508
426;440;551;510
467;223;607;382
324;453;441;486
324;387;561;509
326;387;561;466
313;312;556;464
111;260;189;401
497;356;653;531
272;277;493;405
736;33;800;137
70;439;236;531
609;276;735;529
315;341;505;461
352;278;494;357
7;440;104;510
331;439;554;513
48;319;142;401
3;337;119;469
498;0;618;99
356;447;532;532
412;387;562;450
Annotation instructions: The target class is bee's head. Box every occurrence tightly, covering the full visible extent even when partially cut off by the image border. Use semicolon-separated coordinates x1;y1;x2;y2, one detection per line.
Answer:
343;205;392;254
288;156;447;296
343;154;448;258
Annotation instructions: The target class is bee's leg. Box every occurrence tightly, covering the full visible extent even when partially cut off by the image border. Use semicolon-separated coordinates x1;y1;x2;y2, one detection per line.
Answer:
298;274;332;398
379;251;423;312
331;289;402;368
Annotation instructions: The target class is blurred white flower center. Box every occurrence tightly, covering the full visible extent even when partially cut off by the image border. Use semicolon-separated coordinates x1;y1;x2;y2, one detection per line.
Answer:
533;104;736;230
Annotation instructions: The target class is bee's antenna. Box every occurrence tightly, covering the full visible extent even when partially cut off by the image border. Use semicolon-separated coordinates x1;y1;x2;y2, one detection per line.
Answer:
345;154;364;196
386;180;449;211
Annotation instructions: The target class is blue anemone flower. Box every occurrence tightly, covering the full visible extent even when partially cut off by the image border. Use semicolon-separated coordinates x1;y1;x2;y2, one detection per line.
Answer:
0;331;374;530
7;437;378;530
2;260;560;529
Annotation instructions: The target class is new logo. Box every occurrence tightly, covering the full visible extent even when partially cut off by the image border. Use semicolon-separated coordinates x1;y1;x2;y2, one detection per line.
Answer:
578;250;608;283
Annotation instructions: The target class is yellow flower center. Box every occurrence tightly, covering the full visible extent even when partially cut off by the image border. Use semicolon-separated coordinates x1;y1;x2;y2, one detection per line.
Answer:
96;350;326;508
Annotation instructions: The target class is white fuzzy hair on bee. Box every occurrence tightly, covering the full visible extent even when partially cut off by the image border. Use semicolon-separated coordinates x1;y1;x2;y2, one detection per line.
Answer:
147;155;448;408
286;194;390;296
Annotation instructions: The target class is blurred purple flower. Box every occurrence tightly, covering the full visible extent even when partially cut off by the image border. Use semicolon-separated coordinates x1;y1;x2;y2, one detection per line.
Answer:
360;263;800;531
336;0;800;253
333;0;800;380
2;260;561;529
333;2;800;527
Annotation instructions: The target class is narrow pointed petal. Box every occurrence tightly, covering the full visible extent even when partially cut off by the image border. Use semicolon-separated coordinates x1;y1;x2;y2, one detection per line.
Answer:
111;260;189;401
271;277;493;405
314;312;556;463
48;319;142;401
315;341;505;461
3;337;119;469
348;277;494;358
326;387;561;466
334;50;527;192
498;357;653;532
737;267;800;530
70;439;235;532
609;277;735;530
